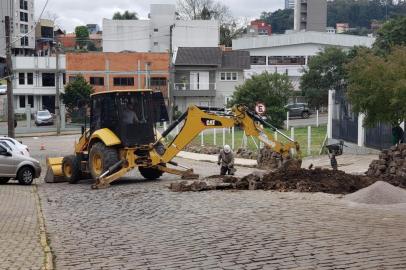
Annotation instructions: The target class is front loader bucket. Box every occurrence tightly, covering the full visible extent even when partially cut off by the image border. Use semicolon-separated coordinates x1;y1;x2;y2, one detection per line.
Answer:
44;157;66;183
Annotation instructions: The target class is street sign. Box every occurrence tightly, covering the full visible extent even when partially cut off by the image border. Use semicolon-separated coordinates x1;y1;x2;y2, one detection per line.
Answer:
255;103;266;115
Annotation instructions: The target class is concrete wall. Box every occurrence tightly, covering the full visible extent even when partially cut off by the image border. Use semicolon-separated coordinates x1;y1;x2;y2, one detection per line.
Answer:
307;0;327;32
172;20;219;52
103;19;151;52
150;4;176;53
214;70;245;106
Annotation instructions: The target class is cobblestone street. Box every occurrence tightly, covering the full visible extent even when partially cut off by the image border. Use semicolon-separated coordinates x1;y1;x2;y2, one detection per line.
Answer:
2;134;406;269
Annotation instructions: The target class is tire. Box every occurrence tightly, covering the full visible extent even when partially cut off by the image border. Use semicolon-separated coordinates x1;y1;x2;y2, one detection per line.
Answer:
301;111;310;119
17;167;34;185
62;155;81;184
89;142;119;180
0;177;10;184
139;166;164;180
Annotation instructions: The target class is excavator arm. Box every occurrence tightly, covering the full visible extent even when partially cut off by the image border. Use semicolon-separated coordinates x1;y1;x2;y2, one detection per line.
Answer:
156;105;300;164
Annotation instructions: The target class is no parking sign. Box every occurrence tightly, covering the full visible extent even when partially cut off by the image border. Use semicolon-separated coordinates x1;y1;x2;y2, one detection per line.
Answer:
255;103;266;115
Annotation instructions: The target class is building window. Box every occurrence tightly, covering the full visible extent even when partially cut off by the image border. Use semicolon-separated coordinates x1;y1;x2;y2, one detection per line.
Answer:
27;73;33;85
62;73;66;85
154;28;158;32
42;73;55;87
250;56;266;65
20;12;28;22
268;56;306;65
27;95;33;108
20;24;28;34
220;72;238;81
150;77;167;86
20;0;28;10
20;36;28;46
113;77;134;86
153;42;158;46
90;77;104;86
19;96;25;108
19;73;25;85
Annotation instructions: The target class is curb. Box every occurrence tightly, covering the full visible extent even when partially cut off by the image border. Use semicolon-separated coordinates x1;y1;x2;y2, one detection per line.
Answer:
33;185;54;270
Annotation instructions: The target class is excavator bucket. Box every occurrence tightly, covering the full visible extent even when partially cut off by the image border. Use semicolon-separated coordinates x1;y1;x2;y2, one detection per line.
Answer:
44;157;66;183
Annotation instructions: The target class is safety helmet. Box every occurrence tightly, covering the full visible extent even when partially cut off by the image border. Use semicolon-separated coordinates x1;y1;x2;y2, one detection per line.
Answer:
223;144;231;153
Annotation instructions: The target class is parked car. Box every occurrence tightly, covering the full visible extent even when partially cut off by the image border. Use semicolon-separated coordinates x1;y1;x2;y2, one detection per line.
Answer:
0;136;30;156
35;110;54;126
0;85;6;95
0;144;41;185
285;103;311;119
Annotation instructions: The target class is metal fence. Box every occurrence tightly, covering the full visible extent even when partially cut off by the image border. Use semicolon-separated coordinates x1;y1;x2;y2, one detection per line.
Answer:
332;85;358;144
365;123;393;150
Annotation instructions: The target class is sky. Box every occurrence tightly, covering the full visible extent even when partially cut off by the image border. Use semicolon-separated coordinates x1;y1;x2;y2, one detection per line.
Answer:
34;0;284;32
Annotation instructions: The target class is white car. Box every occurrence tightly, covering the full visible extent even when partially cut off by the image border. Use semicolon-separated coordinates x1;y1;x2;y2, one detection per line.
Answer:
0;85;6;95
0;137;30;157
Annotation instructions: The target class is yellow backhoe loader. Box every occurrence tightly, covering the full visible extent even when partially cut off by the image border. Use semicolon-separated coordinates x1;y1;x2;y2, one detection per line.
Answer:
46;89;300;189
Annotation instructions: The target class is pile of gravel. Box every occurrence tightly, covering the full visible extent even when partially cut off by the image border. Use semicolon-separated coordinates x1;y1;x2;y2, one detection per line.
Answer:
344;181;406;205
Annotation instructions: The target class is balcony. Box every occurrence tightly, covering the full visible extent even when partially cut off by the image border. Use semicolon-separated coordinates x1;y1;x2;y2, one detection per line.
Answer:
173;83;216;97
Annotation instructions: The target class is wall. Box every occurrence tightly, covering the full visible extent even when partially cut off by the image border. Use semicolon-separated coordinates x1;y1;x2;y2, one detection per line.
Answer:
307;0;327;32
66;52;169;97
103;19;151;53
172;20;219;52
214;70;245;106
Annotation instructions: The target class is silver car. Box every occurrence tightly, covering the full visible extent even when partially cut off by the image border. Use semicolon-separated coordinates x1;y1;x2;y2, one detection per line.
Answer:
0;144;41;185
35;110;54;126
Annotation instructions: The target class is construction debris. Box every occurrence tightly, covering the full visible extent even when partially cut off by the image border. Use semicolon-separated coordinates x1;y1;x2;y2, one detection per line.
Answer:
169;167;376;194
344;181;406;205
367;144;406;179
185;146;258;159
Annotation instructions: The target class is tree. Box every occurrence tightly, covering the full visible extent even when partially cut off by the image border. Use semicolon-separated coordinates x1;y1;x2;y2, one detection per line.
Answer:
346;47;406;127
373;16;406;54
112;10;139;20
176;0;231;23
220;22;245;47
300;47;351;108
75;26;89;49
230;72;294;128
61;75;94;114
260;9;294;34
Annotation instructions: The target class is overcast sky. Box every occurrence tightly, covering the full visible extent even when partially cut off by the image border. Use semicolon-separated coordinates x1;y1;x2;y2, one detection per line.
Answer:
34;0;284;32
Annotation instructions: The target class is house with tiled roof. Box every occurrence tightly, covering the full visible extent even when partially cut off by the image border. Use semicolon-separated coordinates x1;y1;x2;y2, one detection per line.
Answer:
173;47;250;112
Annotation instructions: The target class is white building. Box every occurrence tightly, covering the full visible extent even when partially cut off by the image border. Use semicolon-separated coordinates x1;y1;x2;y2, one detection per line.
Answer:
12;55;66;114
232;31;375;91
103;4;219;53
0;0;36;57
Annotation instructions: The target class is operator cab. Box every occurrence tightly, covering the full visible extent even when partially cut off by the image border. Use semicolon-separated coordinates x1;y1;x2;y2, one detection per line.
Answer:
90;90;169;147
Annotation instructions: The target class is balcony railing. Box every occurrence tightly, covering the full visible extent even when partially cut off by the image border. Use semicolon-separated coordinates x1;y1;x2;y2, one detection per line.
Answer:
174;83;216;91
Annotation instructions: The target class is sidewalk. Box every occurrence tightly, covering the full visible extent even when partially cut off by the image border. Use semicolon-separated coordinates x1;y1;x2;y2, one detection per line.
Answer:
0;184;46;270
178;151;378;174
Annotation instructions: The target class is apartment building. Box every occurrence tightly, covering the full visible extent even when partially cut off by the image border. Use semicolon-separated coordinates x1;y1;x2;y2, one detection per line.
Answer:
12;55;66;114
66;52;169;98
294;0;327;32
233;31;375;91
103;4;219;53
0;0;36;56
173;47;250;111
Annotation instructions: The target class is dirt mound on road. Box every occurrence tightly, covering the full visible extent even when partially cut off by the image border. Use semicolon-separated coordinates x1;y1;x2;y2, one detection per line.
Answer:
344;181;406;205
169;167;378;194
261;168;375;194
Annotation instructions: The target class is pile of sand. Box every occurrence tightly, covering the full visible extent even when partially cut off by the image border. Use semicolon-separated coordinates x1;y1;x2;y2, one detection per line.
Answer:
344;181;406;205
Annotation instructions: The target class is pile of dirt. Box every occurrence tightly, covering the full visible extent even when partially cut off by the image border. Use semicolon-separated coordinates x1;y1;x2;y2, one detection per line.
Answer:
257;147;281;169
367;144;406;179
344;181;406;205
169;167;376;194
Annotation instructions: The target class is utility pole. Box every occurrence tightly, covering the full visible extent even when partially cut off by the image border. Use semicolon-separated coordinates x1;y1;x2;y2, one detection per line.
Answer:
55;42;61;135
5;16;15;138
168;24;175;123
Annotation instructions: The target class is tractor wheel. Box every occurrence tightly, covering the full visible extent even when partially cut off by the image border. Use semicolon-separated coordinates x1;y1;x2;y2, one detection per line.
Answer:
62;155;81;184
139;166;164;180
89;142;119;180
